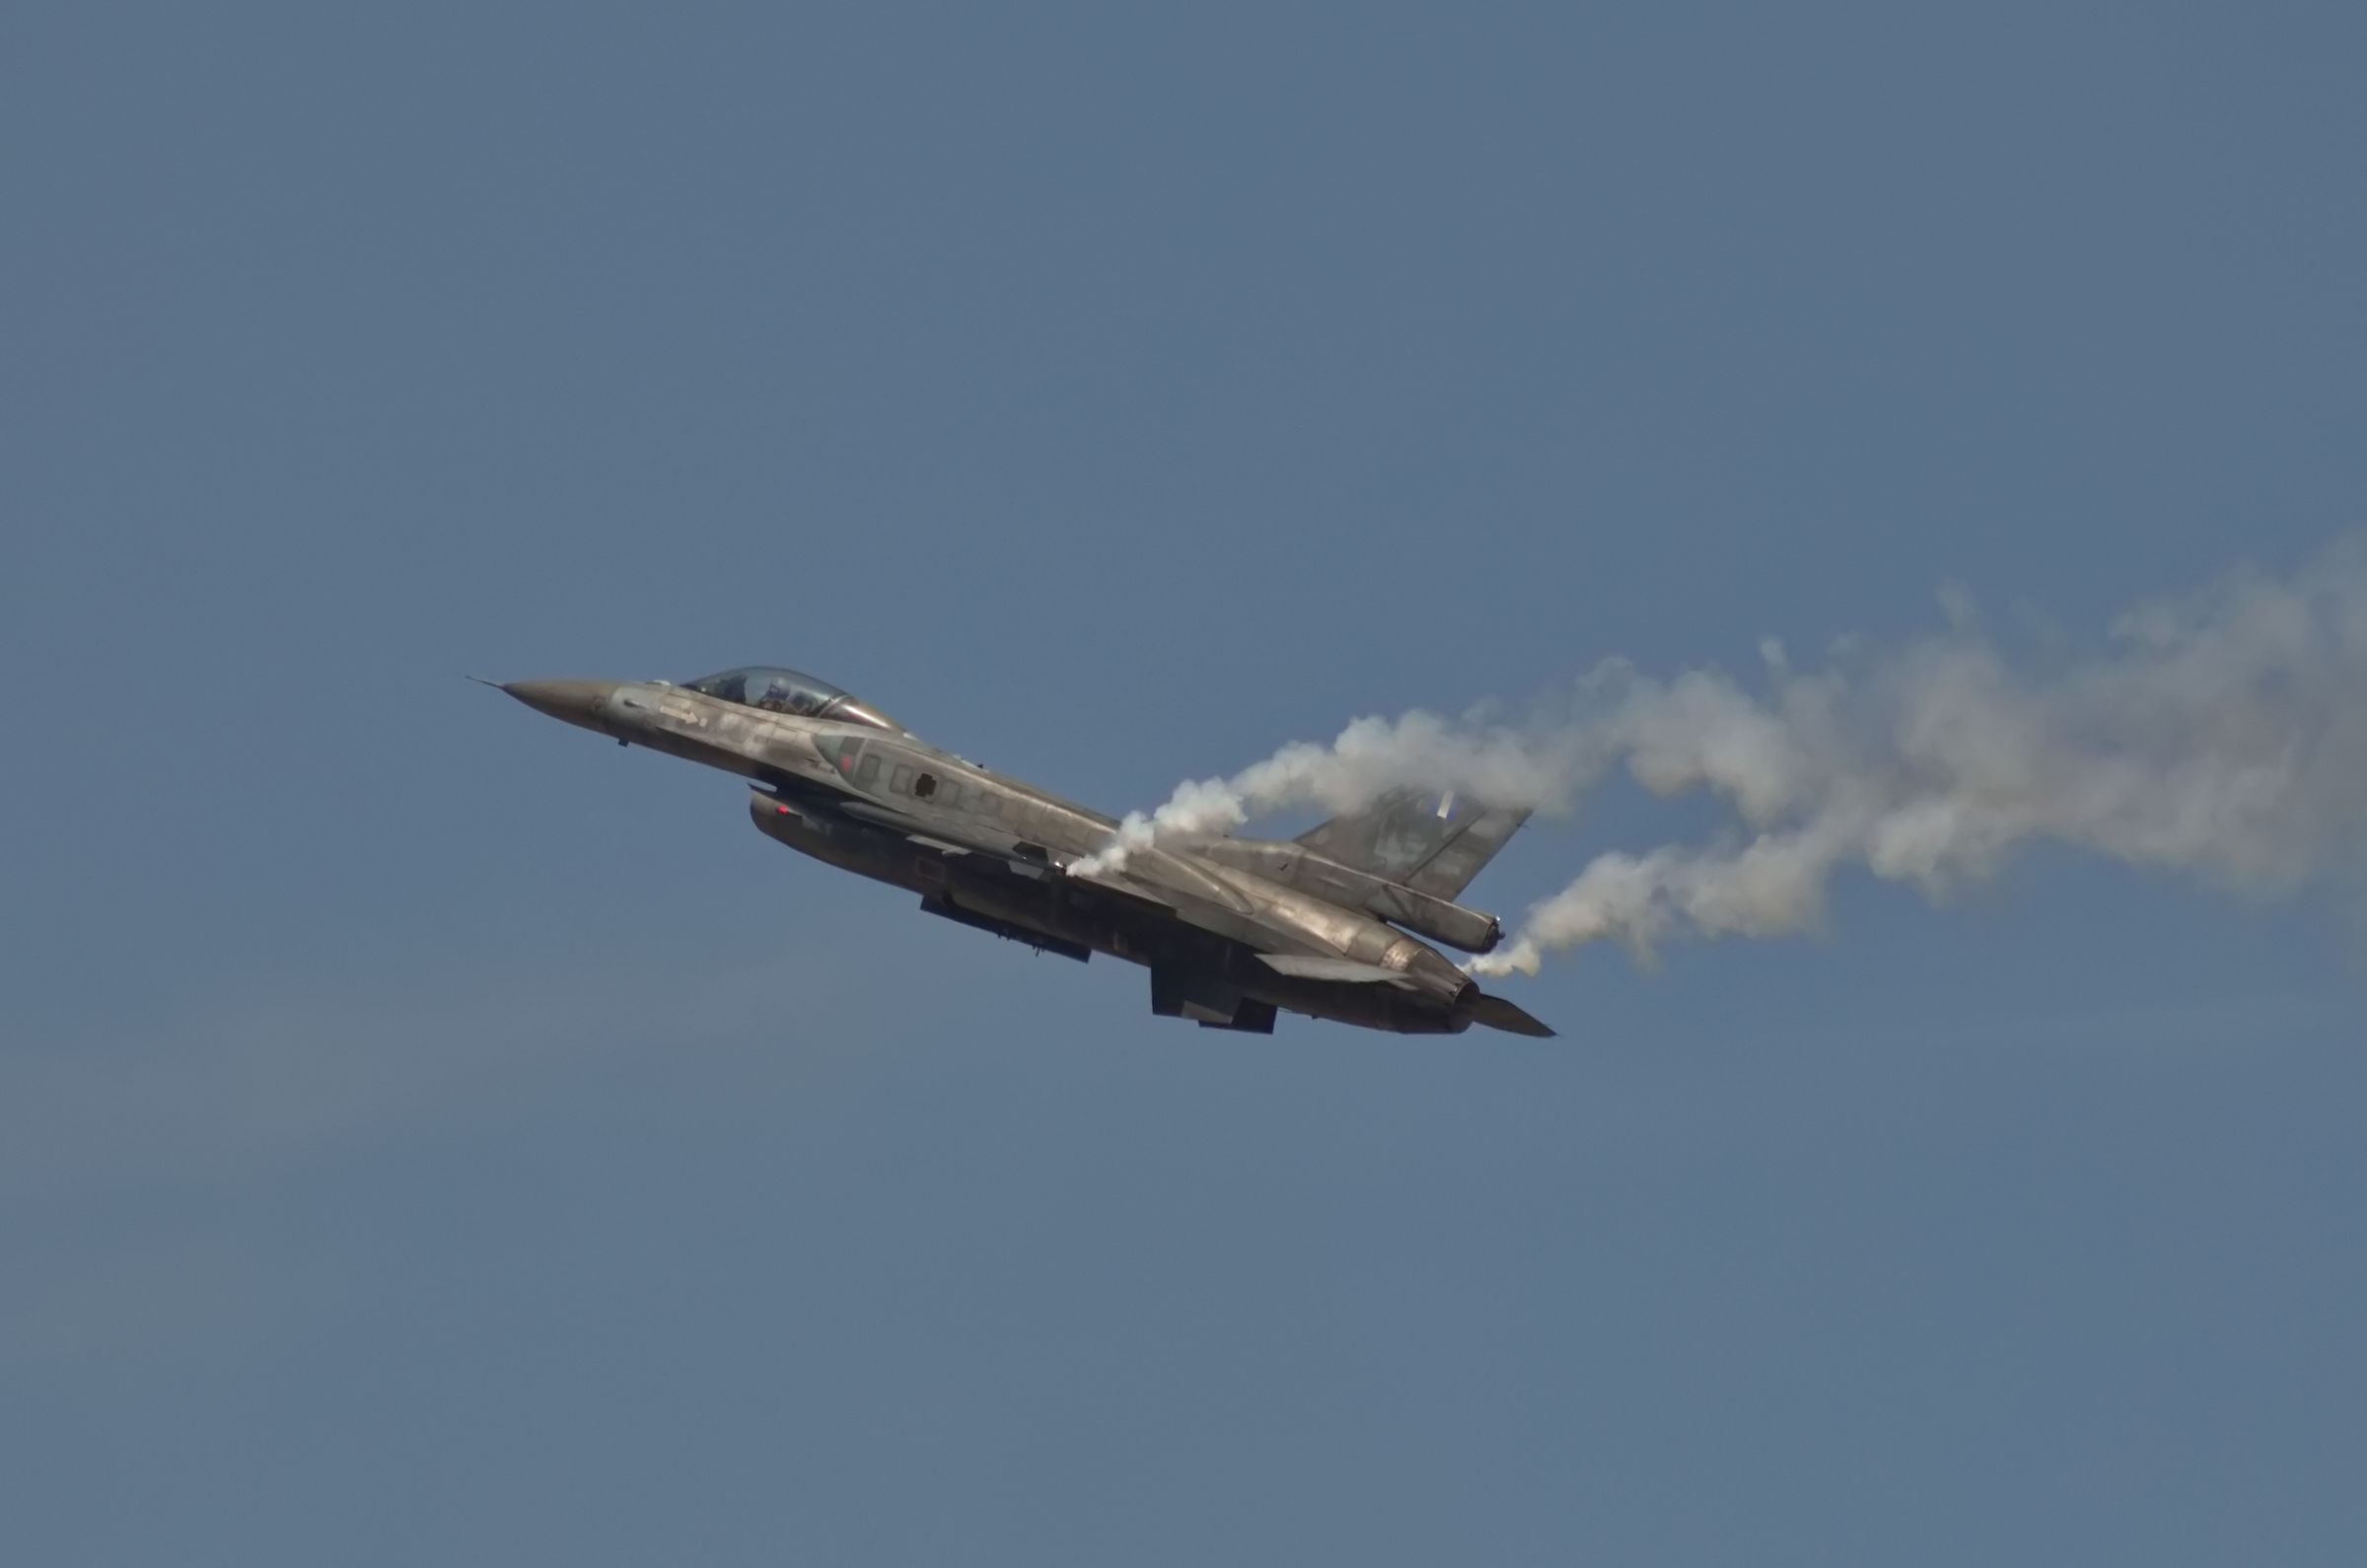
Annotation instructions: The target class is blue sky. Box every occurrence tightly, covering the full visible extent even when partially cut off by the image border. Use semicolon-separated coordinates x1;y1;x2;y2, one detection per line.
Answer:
6;4;2364;1562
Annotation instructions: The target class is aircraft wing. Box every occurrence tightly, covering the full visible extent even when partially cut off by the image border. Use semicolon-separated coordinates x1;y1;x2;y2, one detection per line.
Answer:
1060;855;1303;953
802;793;1306;954
1254;954;1427;988
831;797;1062;870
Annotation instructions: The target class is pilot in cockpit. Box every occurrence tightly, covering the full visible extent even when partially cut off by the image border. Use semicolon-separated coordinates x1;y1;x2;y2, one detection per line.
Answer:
747;674;799;714
681;667;907;734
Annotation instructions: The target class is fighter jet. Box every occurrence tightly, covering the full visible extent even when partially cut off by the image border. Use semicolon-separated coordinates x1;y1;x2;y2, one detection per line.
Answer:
493;667;1553;1037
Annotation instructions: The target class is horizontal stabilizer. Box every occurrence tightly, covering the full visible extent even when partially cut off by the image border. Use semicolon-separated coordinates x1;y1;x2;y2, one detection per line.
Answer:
1255;954;1421;988
1467;992;1556;1037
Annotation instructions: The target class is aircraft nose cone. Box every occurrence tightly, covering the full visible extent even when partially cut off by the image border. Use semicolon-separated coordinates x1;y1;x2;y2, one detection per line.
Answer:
500;678;620;732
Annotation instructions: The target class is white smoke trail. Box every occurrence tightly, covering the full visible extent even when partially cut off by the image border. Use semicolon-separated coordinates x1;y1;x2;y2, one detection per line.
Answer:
1085;541;2367;970
1070;711;1607;874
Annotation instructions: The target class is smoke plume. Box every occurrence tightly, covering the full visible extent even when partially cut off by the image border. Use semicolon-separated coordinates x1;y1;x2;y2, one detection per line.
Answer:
1085;541;2367;972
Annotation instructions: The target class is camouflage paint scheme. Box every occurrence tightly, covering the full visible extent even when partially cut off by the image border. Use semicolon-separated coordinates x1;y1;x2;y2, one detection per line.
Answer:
494;669;1552;1037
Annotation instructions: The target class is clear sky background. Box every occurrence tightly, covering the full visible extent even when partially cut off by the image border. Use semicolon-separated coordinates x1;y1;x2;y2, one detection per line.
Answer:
7;4;2364;1562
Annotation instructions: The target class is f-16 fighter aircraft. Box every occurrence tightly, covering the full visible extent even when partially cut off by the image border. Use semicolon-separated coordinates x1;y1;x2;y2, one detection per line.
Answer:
492;668;1553;1037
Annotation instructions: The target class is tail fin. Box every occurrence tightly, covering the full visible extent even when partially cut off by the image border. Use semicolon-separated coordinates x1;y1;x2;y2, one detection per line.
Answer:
1294;788;1531;900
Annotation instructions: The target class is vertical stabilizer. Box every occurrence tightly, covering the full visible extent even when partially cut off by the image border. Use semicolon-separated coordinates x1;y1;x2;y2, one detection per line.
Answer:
1294;788;1531;900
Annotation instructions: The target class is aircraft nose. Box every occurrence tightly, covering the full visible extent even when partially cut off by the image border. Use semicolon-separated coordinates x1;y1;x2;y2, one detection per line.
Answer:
499;678;620;732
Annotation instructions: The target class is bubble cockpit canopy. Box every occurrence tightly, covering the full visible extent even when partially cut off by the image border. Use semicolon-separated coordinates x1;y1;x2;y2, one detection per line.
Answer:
681;667;906;733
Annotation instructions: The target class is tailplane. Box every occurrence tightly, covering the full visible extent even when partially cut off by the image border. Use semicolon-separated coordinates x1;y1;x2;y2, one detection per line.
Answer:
1467;991;1556;1038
